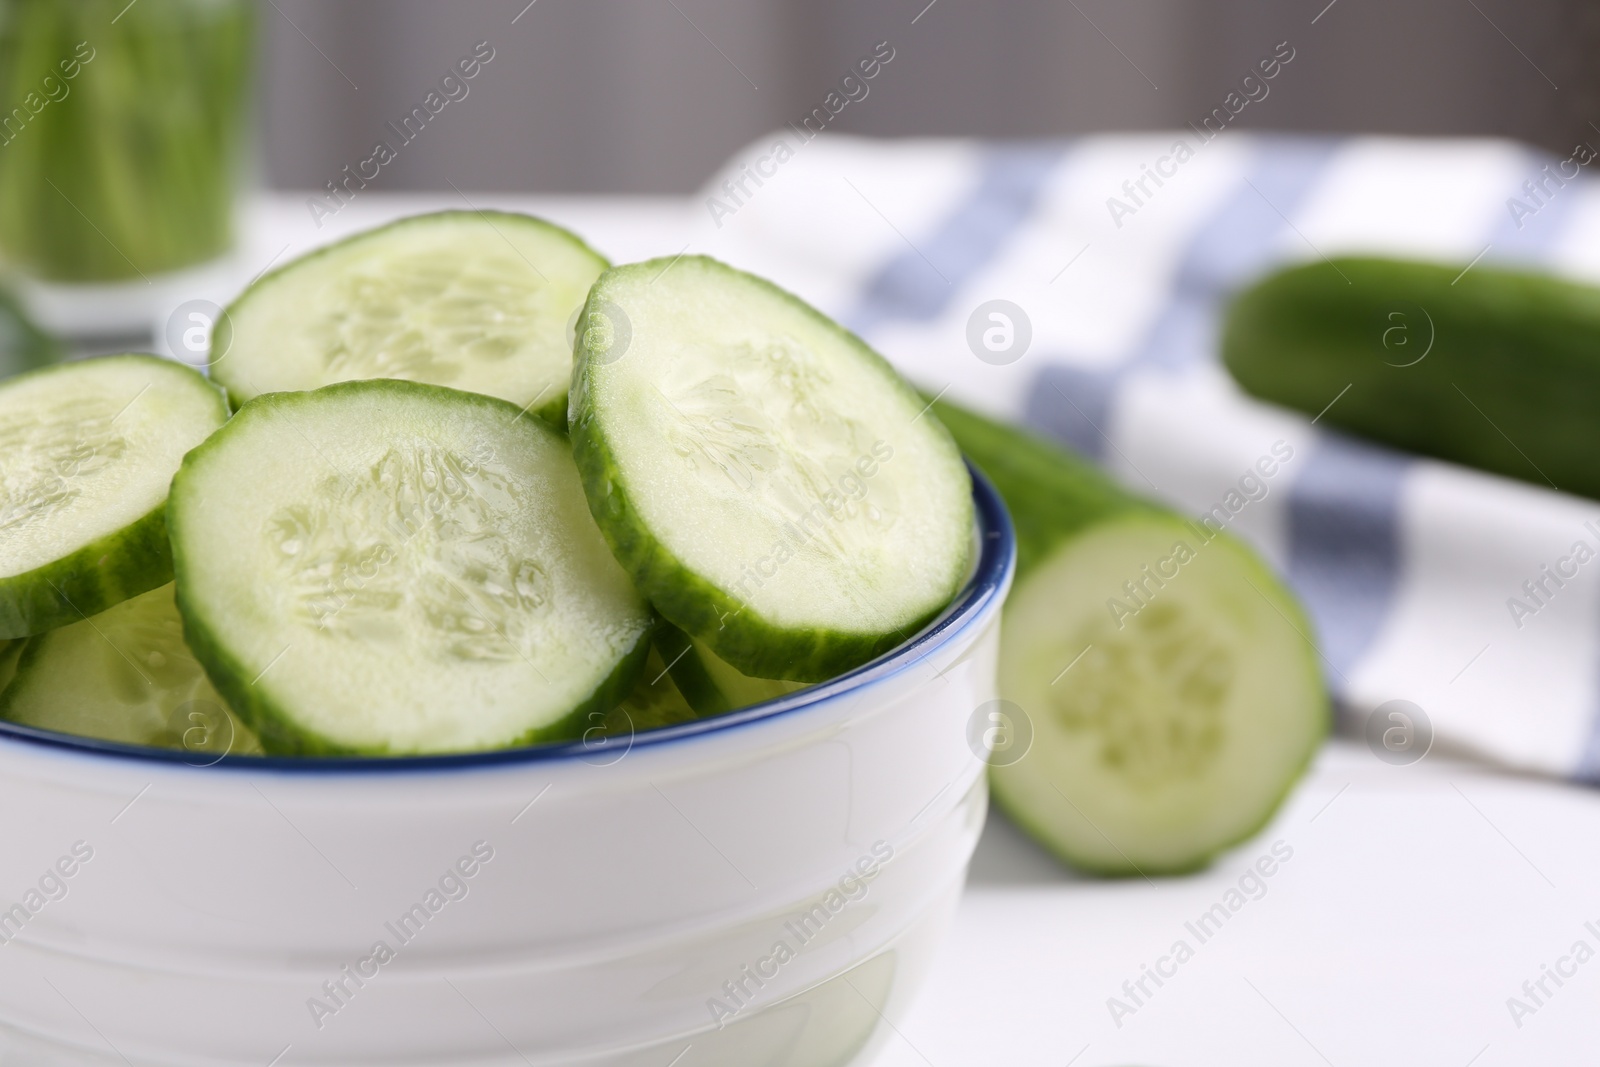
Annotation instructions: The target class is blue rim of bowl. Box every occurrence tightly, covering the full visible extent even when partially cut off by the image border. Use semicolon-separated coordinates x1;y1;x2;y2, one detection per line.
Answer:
0;463;1015;773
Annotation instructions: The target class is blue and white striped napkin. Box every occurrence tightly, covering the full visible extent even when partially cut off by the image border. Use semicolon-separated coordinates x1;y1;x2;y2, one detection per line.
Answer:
692;131;1600;784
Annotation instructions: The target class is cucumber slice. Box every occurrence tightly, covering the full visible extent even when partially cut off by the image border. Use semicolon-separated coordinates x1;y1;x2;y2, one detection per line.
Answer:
0;285;61;380
212;210;608;424
0;639;24;696
572;648;700;765
1224;256;1600;499
935;401;1327;876
0;583;262;758
570;256;973;682
168;380;653;756
0;355;229;638
655;620;803;716
608;647;700;732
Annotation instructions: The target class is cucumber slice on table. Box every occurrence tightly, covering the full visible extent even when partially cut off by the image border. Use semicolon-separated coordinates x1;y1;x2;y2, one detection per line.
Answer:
0;355;229;638
212;211;607;424
655;620;803;716
1;584;261;758
570;256;974;682
168;380;653;756
1224;256;1600;500
935;401;1327;876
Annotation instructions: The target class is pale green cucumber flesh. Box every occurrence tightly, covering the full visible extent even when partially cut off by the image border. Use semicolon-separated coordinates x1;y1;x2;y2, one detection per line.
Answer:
0;583;262;757
989;514;1326;875
0;355;229;638
570;255;973;682
212;210;607;424
655;620;803;716
168;380;653;756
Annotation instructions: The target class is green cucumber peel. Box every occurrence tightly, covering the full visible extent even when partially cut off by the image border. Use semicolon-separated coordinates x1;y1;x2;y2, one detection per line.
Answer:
655;620;804;717
1224;255;1600;500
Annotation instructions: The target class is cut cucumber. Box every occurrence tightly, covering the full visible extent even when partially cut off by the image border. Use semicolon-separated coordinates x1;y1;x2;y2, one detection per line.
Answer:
935;400;1326;875
607;647;700;733
573;648;701;764
0;584;261;758
1224;256;1600;499
168;380;653;756
0;639;24;696
655;620;803;716
0;355;229;638
570;256;974;682
211;211;608;424
0;285;61;380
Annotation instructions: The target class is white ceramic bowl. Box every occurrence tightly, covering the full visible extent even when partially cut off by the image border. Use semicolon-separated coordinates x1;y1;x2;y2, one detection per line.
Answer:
0;472;1014;1067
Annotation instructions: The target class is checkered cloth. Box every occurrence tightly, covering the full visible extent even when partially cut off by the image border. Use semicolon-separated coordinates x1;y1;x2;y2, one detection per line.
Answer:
693;130;1600;782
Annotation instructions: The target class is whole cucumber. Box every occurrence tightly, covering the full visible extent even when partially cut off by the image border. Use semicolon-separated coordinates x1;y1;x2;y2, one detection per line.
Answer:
1223;256;1600;498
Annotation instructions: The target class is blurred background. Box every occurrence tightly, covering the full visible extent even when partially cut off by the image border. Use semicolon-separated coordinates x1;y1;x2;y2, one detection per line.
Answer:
0;0;1593;353
261;0;1599;194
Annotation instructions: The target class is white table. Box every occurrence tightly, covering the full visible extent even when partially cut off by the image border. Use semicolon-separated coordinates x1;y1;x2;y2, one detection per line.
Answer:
205;193;1600;1067
878;739;1600;1067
